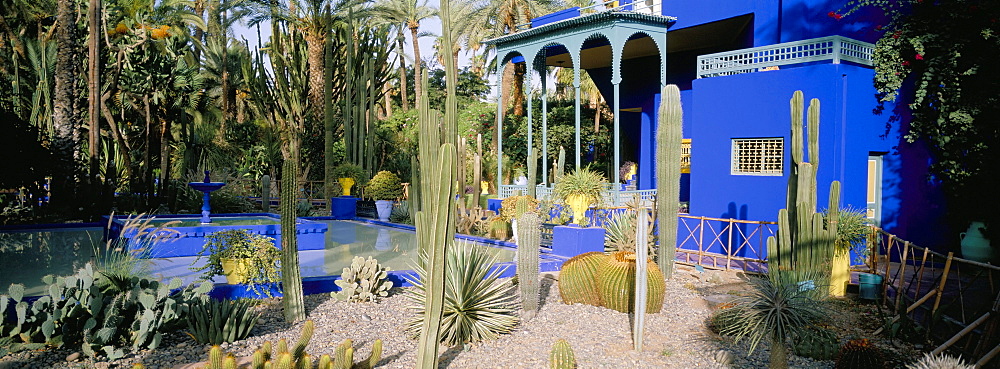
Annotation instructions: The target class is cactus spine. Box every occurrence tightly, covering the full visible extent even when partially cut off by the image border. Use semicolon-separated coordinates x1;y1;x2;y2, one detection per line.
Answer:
656;84;683;278
597;251;666;313
557;252;607;306
634;208;650;350
767;91;843;295
527;146;537;198
280;159;305;321
516;212;542;320
550;339;577;369
262;175;271;213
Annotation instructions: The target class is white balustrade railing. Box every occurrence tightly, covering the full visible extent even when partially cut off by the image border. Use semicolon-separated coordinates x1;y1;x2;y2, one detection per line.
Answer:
499;184;656;207
696;36;875;79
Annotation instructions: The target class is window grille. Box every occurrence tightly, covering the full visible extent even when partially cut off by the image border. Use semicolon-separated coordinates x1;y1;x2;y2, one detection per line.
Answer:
732;138;783;175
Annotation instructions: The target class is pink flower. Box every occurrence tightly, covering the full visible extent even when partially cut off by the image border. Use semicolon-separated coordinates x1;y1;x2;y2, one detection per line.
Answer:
915;54;924;60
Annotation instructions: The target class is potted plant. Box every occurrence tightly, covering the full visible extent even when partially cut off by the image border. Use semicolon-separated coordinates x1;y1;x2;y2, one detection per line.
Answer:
333;163;366;197
191;229;281;294
553;168;606;226
366;171;403;221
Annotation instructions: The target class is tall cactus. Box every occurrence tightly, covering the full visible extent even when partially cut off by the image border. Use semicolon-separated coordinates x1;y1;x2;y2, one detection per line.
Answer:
262;175;271;213
527;146;538;198
472;134;483;208
555;146;566;184
516;212;541;320
656;85;683;278
280;159;305;321
634;208;650;350
767;91;843;295
457;137;467;203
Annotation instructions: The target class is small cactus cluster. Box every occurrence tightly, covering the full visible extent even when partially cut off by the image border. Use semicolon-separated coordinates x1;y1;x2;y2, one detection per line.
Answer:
333;256;392;303
791;326;839;360
906;353;975;369
500;195;539;221
556;251;666;313
550;339;577;369
835;338;884;369
178;321;382;369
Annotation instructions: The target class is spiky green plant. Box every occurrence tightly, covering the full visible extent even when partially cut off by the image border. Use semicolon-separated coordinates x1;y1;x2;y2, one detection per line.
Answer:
261;175;272;213
656;84;683;277
718;269;829;369
558;252;607;306
906;353;975;369
516;212;542;321
405;242;520;346
96;213;180;293
186;298;260;345
835;338;884;369
333;256;392;303
596;251;666;314
825;206;871;264
553;168;606;206
603;208;656;253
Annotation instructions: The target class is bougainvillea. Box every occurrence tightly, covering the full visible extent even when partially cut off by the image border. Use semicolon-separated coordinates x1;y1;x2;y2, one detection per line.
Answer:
841;0;1000;235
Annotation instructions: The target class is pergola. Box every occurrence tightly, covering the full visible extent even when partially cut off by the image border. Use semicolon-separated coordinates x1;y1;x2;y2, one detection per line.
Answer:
483;8;675;202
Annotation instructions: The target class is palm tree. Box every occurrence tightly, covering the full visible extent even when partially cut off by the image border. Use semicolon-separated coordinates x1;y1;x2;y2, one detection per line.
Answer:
554;65;604;132
373;0;435;107
52;0;83;203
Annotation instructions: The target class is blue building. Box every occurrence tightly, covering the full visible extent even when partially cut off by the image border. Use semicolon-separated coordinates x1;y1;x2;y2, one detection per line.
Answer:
485;0;946;249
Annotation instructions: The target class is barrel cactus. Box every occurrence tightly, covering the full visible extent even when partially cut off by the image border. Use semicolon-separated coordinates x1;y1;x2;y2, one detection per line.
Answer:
835;338;884;369
596;251;666;313
550;339;577;369
557;252;607;306
906;353;974;369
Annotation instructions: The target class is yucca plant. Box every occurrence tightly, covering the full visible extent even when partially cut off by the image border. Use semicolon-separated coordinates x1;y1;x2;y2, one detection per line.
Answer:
603;207;656;254
404;242;520;346
906;353;975;369
718;269;829;369
824;206;871;264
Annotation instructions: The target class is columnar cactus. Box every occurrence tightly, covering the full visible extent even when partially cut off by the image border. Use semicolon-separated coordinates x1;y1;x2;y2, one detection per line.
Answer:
280;159;305;322
597;251;666;313
557;252;607;306
516;212;542;320
555;146;566;184
262;175;271;213
527;146;538;198
472;134;484;207
656;84;683;278
549;339;577;369
767;91;843;295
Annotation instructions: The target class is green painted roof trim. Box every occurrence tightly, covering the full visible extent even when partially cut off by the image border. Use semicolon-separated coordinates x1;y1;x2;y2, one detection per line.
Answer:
483;12;677;46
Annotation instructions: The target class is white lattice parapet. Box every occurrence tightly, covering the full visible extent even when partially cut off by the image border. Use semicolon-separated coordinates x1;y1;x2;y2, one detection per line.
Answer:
696;36;875;79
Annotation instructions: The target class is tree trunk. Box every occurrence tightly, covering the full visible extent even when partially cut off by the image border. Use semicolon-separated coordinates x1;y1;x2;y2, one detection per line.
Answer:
305;30;326;116
512;61;526;116
158;117;172;208
88;0;101;192
396;32;409;111
409;24;423;107
52;0;82;204
768;338;788;369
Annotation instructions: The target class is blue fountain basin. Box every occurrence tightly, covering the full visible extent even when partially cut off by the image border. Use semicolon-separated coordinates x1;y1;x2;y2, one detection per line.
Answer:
188;182;226;192
104;214;327;258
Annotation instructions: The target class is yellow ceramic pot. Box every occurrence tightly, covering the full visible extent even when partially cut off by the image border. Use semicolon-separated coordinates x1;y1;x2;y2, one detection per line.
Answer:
338;177;355;196
565;194;591;225
829;249;850;297
220;258;251;285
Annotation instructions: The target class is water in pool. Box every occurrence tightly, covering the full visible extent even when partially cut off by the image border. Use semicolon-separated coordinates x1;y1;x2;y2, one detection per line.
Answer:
144;216;280;227
0;220;514;295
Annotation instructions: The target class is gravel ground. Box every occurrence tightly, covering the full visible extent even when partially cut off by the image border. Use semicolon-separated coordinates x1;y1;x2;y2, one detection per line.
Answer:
0;266;915;369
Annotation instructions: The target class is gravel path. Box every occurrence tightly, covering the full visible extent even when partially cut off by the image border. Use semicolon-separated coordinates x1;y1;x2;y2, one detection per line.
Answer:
0;266;867;369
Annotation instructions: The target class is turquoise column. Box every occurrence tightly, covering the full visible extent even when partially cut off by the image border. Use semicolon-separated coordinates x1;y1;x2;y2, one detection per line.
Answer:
541;65;549;185
526;62;533;184
495;61;505;193
574;61;581;171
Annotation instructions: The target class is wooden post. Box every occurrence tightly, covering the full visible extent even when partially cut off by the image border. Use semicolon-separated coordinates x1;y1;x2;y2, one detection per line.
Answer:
882;235;895;306
698;216;705;265
914;247;931;313
726;218;733;270
931;311;992;356
931;252;955;318
894;241;911;311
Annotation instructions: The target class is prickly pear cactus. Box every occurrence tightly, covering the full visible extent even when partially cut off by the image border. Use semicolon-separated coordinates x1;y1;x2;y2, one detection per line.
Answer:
333;256;392;302
549;339;577;369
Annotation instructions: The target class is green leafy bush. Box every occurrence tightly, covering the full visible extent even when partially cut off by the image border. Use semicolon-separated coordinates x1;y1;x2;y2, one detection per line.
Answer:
365;171;403;201
186;298;260;345
553;168;606;206
191;229;281;296
405;242;519;346
332;163;368;187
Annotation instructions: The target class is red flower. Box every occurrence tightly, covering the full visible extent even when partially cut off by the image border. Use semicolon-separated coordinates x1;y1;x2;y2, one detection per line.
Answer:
902;61;911;66
875;25;883;30
915;54;924;60
827;11;843;20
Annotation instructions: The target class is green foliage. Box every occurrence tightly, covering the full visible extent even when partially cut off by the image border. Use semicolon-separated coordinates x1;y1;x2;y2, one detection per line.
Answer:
405;242;520;346
186;298;260;345
718;269;829;369
906;353;975;369
332;256;393;303
656;84;684;276
550;339;577;369
553;168;606;207
0;263;212;359
365;171;404;201
603;208;657;254
791;325;840;361
824;206;871;263
95;214;179;293
835;338;884;369
389;201;414;225
500;195;539;221
191;229;281;296
332;163;368;188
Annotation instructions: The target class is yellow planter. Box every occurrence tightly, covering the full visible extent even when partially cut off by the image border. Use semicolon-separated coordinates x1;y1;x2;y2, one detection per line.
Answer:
338;177;355;196
565;194;592;225
220;258;251;285
829;250;850;297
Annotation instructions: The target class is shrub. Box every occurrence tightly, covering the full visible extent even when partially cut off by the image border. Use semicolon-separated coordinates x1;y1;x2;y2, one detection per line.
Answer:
500;195;539;221
192;229;281;296
405;242;519;346
553;168;606;206
365;171;403;201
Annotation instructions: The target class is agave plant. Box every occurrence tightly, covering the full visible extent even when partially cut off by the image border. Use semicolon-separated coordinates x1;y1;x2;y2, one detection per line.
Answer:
603;206;656;254
718;269;829;369
404;242;520;346
824;206;871;263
